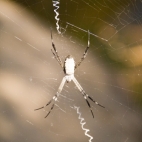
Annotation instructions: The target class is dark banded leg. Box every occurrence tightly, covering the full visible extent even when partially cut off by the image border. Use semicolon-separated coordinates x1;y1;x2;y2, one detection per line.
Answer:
72;77;104;118
45;104;54;118
75;30;90;69
51;30;63;67
35;77;66;118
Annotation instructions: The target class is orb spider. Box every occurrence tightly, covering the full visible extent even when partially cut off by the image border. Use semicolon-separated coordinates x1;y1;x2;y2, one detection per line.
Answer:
35;30;105;118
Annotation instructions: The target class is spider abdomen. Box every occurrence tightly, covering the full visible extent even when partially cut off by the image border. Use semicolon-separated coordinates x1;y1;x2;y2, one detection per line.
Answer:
64;56;75;75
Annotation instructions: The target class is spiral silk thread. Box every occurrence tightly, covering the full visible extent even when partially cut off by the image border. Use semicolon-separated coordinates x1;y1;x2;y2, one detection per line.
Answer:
74;106;93;142
52;0;61;34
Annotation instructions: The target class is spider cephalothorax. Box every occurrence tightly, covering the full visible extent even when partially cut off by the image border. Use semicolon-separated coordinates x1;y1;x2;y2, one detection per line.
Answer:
35;30;105;118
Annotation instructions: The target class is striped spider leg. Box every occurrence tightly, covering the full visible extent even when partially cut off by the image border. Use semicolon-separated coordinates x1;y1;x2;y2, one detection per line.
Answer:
35;77;66;118
72;77;104;118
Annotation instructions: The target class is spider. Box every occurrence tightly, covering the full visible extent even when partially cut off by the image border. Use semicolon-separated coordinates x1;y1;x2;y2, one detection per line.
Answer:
35;30;105;118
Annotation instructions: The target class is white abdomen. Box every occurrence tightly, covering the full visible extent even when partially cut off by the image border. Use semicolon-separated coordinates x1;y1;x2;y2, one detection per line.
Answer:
64;57;75;75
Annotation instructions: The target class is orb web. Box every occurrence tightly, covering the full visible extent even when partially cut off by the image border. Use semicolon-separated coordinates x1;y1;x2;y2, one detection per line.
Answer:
0;0;142;142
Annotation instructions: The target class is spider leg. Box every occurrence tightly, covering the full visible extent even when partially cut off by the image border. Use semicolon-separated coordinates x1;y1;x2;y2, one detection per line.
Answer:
51;30;63;67
51;49;62;67
73;77;105;108
75;30;90;69
45;104;55;118
72;77;94;118
35;77;66;118
72;77;104;118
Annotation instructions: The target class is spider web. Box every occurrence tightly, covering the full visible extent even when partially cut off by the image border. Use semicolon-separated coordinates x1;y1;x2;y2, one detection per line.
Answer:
0;0;142;142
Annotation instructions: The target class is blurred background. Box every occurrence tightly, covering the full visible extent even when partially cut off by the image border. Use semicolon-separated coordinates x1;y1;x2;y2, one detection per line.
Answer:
0;0;142;142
